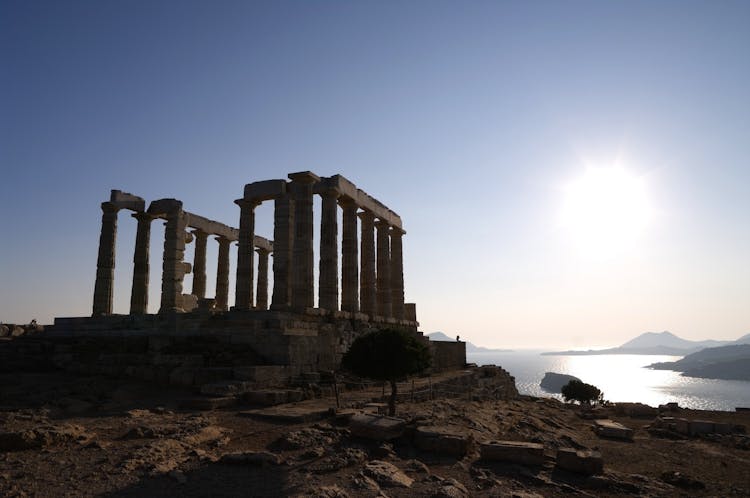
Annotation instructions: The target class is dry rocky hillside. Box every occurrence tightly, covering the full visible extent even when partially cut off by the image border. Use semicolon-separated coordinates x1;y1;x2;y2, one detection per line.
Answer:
1;367;749;497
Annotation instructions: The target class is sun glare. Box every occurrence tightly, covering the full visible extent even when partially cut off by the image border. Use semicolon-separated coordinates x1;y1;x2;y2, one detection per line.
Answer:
560;166;653;258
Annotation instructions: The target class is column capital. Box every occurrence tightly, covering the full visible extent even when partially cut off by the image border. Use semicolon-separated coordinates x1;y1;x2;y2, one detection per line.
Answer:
319;186;340;199
191;228;209;239
358;209;375;222
375;218;391;228
389;225;406;236
234;198;261;209
255;247;270;256
338;196;358;208
101;201;120;214
131;211;154;222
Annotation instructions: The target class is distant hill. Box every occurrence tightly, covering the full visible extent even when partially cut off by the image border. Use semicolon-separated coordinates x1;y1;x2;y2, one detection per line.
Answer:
426;332;512;353
648;344;750;381
543;331;748;356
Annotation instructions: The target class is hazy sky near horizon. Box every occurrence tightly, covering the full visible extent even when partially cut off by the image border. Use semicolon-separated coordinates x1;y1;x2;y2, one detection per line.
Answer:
2;1;749;349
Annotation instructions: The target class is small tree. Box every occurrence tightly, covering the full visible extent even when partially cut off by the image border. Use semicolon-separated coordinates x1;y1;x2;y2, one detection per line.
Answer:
341;328;431;416
561;379;603;405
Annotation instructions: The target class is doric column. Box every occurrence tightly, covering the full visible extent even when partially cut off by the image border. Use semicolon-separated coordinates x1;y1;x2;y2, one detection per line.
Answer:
129;212;153;314
271;193;294;309
340;197;359;313
256;248;270;310
359;210;376;317
159;207;190;313
376;219;392;318
289;172;320;309
215;236;231;311
191;229;208;299
92;202;119;316
318;187;339;311
234;199;259;310
390;226;405;320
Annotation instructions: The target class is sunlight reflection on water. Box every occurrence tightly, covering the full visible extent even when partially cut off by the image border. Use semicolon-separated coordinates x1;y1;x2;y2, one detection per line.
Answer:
468;351;750;411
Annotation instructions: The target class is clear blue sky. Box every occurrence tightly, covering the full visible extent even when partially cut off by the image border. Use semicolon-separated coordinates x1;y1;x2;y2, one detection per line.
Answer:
2;1;749;348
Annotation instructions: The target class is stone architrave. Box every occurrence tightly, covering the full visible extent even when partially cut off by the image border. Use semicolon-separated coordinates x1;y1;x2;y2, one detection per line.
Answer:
289;171;320;309
159;206;190;313
129;212;153;314
215;236;231;311
318;187;339;311
256;248;270;310
389;226;405;320
339;197;359;312
191;229;208;299
271;193;294;310
234;199;259;310
376;219;392;318
359;210;376;316
92;202;119;316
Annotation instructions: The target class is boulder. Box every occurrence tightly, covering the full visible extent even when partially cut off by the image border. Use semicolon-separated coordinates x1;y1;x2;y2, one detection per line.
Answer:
349;413;406;441
555;448;604;475
414;425;471;456
362;460;413;488
480;440;545;466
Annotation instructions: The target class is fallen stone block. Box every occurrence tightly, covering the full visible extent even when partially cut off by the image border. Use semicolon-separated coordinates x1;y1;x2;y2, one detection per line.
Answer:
480;440;545;466
349;413;406;441
200;381;254;397
362;460;413;488
220;451;283;466
688;420;715;436
414;425;472;456
555;448;604;475
614;402;658;418
593;419;634;441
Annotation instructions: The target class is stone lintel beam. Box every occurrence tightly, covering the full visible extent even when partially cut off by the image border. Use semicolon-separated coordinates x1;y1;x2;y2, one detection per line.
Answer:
313;174;404;230
186;211;238;241
110;189;146;212
243;179;288;201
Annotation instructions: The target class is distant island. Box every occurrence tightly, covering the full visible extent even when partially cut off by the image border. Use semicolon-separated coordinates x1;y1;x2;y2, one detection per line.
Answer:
542;331;750;357
427;331;512;353
648;344;750;381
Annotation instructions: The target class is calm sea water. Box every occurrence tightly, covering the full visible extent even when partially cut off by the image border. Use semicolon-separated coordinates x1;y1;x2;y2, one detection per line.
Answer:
468;350;750;412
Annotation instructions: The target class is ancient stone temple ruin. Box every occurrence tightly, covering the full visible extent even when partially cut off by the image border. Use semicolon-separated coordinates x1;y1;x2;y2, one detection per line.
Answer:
43;172;466;390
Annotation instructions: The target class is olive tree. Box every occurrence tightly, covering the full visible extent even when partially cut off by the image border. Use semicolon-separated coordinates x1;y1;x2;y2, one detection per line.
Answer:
341;328;431;416
561;379;604;405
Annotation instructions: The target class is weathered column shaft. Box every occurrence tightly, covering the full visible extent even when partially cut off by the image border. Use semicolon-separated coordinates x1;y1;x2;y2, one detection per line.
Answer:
215;236;231;311
129;212;152;314
318;189;339;311
93;202;119;316
340;198;359;313
191;229;208;299
256;248;270;310
289;173;319;309
359;210;376;317
234;199;258;310
390;227;405;320
271;193;294;309
376;219;392;318
159;209;190;313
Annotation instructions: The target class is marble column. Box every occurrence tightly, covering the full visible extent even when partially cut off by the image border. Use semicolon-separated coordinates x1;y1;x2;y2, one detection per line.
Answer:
271;193;294;309
215;236;231;311
318;188;339;311
255;248;270;310
359;210;376;317
376;219;392;318
159;208;190;313
129;212;153;314
390;226;405;320
92;202;119;316
339;197;359;313
191;229;208;299
234;199;258;310
289;172;320;309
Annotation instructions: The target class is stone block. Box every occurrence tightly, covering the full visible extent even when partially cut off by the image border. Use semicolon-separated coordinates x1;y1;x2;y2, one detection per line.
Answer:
244;179;287;201
200;381;254;397
414;425;471;456
674;418;690;434
555;448;604;475
349;413;406;441
243;389;289;406
689;420;715;436
594;420;634;441
480;440;545;466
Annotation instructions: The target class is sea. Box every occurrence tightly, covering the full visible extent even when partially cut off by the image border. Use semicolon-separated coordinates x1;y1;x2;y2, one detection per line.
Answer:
467;350;750;412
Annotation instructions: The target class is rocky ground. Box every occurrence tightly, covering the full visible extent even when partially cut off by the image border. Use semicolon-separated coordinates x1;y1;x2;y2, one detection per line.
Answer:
1;370;749;497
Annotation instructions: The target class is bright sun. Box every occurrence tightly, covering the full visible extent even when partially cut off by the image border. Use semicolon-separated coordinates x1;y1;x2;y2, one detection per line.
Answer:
560;166;653;258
